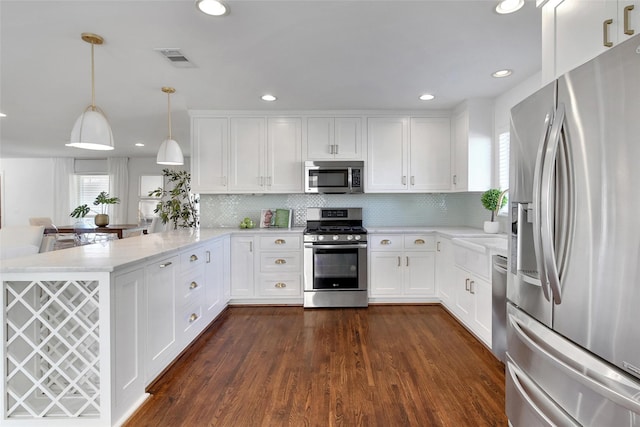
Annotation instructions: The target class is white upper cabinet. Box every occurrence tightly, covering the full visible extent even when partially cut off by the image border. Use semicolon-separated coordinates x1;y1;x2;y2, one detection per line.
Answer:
228;117;303;193
191;116;229;193
409;117;451;192
542;0;640;82
367;116;452;193
306;117;362;160
451;99;492;192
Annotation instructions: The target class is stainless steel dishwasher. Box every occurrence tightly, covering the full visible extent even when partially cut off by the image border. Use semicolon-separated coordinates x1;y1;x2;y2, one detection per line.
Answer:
492;254;508;362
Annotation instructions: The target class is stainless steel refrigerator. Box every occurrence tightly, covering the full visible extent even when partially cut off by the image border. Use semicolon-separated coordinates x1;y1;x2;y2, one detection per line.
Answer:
507;34;640;426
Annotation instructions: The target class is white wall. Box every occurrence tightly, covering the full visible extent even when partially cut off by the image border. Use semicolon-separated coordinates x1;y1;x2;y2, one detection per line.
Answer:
0;158;55;227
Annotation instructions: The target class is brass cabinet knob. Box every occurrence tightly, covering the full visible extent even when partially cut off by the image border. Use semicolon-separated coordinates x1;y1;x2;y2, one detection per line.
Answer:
275;282;287;288
189;281;198;289
189;313;198;323
275;259;286;264
414;239;425;245
275;239;286;245
381;239;391;245
190;254;198;262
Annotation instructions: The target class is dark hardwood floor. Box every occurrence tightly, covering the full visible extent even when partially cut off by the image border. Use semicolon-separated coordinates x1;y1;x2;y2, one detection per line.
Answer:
124;305;507;427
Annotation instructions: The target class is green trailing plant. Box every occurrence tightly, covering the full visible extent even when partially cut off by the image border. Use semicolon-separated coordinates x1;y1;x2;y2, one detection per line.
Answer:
481;188;507;222
149;168;199;230
70;191;120;218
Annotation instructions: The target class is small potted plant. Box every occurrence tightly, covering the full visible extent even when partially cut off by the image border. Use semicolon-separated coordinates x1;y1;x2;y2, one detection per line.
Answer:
70;191;120;227
481;188;507;233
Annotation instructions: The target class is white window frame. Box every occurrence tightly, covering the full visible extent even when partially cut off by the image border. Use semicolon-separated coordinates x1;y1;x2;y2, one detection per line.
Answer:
72;174;110;218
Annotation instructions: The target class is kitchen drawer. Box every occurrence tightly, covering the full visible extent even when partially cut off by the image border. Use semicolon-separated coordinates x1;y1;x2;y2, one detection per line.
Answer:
176;270;205;307
180;245;206;273
260;252;301;272
258;273;301;297
454;245;489;279
369;235;402;250
178;302;204;340
403;234;435;251
259;235;301;250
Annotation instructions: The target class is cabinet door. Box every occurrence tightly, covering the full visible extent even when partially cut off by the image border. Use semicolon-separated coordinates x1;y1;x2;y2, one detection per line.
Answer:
471;275;492;346
145;256;178;381
205;238;226;319
367;117;408;192
451;109;469;191
435;237;455;308
229;117;266;192
191;117;228;193
369;251;403;296
230;235;255;297
306;117;334;160
454;267;473;320
409;117;451;191
404;252;436;296
114;269;145;415
552;0;617;77
334;117;362;159
267;117;303;193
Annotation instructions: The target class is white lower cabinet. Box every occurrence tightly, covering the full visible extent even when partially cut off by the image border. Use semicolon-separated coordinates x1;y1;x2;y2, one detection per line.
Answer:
369;233;436;300
205;235;230;319
435;236;455;309
231;233;303;302
450;242;492;347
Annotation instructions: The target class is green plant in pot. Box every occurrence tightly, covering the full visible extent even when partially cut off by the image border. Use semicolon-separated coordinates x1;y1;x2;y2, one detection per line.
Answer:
149;168;199;230
481;188;508;233
70;191;120;227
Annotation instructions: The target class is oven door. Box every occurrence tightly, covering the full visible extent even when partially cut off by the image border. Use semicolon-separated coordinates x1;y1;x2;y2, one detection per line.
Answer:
303;243;367;291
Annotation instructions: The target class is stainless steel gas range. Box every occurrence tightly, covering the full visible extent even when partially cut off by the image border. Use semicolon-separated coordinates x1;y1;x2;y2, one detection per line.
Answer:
303;207;368;308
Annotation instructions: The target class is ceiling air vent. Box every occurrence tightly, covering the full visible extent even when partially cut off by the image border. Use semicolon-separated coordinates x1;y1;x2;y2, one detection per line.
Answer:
154;48;196;68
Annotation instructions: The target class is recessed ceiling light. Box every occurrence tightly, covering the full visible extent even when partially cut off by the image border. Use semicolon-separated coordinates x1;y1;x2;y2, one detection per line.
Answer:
492;69;513;78
196;0;229;16
495;0;524;14
419;94;435;101
261;94;277;102
0;113;6;118
135;142;145;147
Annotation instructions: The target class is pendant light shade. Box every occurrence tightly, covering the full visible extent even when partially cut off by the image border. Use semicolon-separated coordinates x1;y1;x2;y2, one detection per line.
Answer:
67;33;114;151
157;87;184;165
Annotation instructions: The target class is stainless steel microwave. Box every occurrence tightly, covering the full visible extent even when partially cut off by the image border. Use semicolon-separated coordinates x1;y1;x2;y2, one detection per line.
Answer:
304;160;364;194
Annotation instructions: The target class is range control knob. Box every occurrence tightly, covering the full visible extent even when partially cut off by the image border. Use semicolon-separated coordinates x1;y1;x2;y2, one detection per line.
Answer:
332;235;340;241
347;235;354;240
354;235;361;240
318;235;325;241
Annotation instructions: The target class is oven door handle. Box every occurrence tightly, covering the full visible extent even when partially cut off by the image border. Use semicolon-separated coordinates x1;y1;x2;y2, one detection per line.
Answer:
304;243;368;249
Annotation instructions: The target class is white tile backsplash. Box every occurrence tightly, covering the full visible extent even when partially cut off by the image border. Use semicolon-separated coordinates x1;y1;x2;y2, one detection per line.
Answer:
199;193;489;229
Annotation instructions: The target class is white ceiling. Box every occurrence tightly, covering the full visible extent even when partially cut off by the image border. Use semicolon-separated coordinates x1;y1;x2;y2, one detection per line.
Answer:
0;0;541;159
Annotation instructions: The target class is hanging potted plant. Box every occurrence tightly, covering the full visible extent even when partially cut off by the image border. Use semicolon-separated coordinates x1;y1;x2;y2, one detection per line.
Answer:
70;191;120;226
149;168;199;230
480;188;507;233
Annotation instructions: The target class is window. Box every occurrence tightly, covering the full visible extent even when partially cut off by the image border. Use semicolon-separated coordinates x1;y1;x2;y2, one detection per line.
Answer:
497;131;510;215
73;175;110;217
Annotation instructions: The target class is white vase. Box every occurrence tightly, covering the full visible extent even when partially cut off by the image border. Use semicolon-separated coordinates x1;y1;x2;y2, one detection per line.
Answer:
484;221;500;234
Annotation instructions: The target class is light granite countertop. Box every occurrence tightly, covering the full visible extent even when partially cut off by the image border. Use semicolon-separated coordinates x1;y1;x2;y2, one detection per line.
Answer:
1;225;509;274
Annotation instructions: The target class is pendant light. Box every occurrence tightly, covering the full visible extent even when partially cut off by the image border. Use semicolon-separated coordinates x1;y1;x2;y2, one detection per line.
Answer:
68;33;114;151
156;87;184;165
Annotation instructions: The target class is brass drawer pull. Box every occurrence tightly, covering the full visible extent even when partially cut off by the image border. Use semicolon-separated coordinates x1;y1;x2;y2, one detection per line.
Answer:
190;254;198;262
625;5;635;35
603;18;613;47
159;261;172;268
414;239;425;245
469;280;476;295
189;281;198;290
275;259;286;264
275;282;287;288
275;239;286;245
189;313;199;323
381;239;391;245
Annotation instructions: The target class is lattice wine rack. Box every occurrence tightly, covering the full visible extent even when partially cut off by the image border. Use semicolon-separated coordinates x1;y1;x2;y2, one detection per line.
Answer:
4;279;101;419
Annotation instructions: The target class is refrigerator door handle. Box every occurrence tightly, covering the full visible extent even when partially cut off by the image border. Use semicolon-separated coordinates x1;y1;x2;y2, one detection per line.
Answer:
532;111;554;302
540;103;566;304
509;311;640;414
506;360;580;426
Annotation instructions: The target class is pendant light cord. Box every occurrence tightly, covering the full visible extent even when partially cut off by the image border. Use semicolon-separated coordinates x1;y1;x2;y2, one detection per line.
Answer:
90;41;96;110
167;91;172;140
